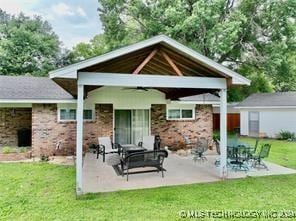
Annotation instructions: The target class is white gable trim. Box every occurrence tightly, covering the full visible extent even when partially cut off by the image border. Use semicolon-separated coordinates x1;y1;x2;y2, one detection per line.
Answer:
49;35;250;85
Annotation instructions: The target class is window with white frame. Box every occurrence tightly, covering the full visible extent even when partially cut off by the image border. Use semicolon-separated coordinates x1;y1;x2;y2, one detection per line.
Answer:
167;108;195;120
58;109;94;121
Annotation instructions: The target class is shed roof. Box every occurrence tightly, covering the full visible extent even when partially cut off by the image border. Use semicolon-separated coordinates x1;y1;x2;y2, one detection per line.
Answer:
237;92;296;108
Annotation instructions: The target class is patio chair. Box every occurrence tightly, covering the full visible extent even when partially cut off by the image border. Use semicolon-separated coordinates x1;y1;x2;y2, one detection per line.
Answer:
251;144;271;170
191;138;208;162
248;139;259;159
138;135;155;151
183;135;196;149
214;140;220;166
97;137;121;162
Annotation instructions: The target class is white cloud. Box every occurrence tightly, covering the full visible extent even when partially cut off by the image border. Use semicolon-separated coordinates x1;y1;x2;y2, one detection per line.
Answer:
62;36;91;49
77;7;86;17
0;0;39;15
50;3;88;18
51;2;74;16
0;0;102;49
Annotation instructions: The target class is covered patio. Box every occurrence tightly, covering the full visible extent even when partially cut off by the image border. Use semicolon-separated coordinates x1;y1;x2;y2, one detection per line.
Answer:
83;151;296;193
49;35;251;194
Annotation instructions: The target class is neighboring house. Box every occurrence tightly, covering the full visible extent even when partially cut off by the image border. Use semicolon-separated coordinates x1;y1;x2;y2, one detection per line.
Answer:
0;35;250;192
236;92;296;137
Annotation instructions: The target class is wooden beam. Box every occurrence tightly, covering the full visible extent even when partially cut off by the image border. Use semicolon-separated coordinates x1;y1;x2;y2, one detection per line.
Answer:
160;50;183;76
161;47;225;78
133;48;158;74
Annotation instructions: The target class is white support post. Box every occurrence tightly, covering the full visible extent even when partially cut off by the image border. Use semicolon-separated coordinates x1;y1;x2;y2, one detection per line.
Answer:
220;88;227;178
76;84;84;194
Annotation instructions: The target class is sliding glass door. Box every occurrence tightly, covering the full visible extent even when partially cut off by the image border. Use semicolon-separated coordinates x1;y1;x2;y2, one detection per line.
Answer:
115;109;149;145
115;110;132;145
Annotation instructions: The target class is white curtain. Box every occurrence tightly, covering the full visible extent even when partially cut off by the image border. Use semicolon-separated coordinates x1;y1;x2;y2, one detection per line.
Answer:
131;110;149;144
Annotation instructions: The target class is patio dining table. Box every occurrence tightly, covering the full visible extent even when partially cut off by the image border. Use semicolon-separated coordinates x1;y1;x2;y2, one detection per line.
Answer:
227;139;252;170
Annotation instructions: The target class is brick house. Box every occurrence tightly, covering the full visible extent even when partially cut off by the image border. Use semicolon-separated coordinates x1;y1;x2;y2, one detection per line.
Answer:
0;76;218;156
0;35;250;193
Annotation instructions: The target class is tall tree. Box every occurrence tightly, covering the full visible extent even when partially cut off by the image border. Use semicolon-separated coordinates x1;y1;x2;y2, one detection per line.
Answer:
71;34;109;61
0;10;61;76
97;0;296;100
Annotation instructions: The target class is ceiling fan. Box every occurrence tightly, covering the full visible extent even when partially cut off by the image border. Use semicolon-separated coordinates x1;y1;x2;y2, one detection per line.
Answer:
121;87;151;92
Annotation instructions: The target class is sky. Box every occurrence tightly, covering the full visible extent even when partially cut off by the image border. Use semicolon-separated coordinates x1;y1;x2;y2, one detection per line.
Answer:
0;0;103;49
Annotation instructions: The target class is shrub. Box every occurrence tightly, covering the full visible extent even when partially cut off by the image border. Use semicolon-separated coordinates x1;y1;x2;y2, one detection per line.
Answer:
213;131;220;141
277;130;296;141
40;155;49;162
2;146;13;154
19;147;27;153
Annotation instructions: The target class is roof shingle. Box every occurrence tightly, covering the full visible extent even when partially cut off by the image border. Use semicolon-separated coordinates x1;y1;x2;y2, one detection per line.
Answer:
0;75;74;100
237;92;296;107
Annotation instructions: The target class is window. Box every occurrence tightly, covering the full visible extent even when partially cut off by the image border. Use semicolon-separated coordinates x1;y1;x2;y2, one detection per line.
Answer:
167;108;195;120
181;109;193;119
83;109;93;120
168;109;180;119
59;109;94;121
60;109;76;120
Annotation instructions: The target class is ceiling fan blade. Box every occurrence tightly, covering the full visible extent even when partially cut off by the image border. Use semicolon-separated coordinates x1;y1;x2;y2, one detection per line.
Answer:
121;87;149;91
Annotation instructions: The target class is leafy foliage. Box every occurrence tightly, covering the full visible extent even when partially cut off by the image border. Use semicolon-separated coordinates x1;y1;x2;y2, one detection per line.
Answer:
94;0;296;101
71;34;109;61
277;130;296;141
0;10;63;76
2;146;13;154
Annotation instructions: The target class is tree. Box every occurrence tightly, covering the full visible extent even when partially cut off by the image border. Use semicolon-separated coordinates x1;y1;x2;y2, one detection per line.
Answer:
71;34;109;61
97;0;296;101
0;10;61;76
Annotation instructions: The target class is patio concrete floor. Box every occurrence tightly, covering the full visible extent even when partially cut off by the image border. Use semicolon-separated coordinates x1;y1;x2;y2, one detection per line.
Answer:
82;152;296;193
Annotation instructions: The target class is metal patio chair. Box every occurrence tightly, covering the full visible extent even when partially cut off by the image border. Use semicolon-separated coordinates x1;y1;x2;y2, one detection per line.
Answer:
251;144;271;170
97;137;121;162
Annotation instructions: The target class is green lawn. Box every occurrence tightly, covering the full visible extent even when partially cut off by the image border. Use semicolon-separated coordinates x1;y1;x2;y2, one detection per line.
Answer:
238;137;296;169
1;163;296;220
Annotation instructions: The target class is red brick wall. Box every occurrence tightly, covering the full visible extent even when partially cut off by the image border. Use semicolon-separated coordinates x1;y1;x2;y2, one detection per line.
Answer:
151;104;213;147
31;104;113;156
0;108;32;146
31;103;212;155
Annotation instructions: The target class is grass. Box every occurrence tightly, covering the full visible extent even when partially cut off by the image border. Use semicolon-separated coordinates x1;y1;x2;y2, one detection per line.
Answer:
238;137;296;169
0;163;296;220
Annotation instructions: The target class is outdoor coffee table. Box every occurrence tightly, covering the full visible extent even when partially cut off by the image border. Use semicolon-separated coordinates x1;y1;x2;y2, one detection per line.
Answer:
121;144;146;161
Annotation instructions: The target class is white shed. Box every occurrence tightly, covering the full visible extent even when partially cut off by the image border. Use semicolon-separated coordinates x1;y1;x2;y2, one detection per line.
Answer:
236;92;296;138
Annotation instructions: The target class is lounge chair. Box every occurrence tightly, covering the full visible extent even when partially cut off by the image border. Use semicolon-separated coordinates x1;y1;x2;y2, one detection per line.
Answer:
97;137;121;162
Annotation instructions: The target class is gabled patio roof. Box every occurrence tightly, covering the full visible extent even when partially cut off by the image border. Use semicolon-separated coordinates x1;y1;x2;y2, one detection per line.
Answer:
51;35;251;194
50;35;250;99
